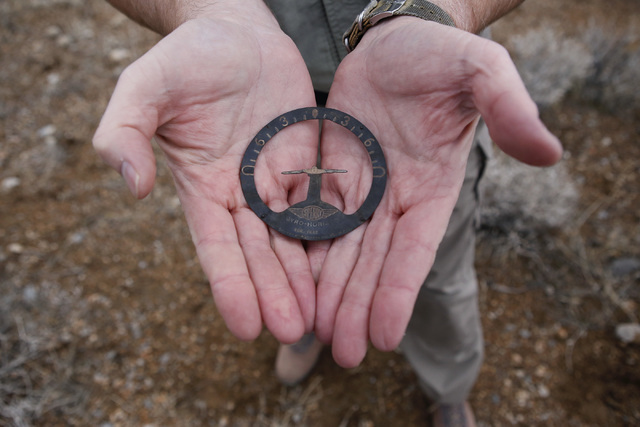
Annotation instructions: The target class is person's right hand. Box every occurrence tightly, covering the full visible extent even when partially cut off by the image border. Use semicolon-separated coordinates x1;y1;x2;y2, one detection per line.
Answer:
93;2;319;344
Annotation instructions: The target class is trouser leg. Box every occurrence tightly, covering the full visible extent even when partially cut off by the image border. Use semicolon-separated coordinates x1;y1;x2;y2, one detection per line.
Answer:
400;129;488;405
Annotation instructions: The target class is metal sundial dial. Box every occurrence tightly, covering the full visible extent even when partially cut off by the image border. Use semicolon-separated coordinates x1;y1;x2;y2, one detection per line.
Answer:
240;107;387;241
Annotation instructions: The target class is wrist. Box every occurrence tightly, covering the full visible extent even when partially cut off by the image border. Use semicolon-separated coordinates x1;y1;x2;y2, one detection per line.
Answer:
180;0;279;30
426;0;524;33
107;0;278;36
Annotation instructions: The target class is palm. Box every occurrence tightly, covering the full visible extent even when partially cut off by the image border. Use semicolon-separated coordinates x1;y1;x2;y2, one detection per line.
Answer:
94;17;319;343
313;19;562;367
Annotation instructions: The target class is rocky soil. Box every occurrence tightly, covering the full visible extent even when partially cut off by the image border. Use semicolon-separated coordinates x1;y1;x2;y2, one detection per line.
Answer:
1;0;638;426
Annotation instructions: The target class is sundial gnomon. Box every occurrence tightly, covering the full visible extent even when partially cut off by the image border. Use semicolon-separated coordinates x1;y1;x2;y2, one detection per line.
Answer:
240;107;387;241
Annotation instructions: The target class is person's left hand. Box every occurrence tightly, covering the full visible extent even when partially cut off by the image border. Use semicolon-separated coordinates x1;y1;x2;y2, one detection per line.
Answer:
307;18;563;367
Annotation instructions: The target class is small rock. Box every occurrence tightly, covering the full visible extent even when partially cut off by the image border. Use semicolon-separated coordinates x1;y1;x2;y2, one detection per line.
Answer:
610;257;640;277
515;390;530;406
93;373;109;386
535;365;548;378
519;329;532;339
109;48;131;62
556;327;569;339
511;353;523;366
37;124;56;138
2;177;20;191
8;243;24;254
56;34;73;47
45;25;62;38
47;73;61;86
159;353;171;365
615;323;640;344
68;231;85;244
23;285;38;303
538;384;550;398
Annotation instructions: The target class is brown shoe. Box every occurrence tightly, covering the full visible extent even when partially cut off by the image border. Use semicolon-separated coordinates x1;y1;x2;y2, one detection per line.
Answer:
431;402;476;427
275;333;324;386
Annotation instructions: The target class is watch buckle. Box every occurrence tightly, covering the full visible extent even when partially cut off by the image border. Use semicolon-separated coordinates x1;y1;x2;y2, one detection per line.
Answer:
356;0;379;30
370;0;407;25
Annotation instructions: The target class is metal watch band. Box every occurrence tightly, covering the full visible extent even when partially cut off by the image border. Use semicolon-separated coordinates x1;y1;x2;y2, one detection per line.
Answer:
343;0;456;53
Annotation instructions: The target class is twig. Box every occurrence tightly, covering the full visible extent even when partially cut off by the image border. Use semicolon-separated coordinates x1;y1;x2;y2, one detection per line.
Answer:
565;328;587;373
280;376;323;426
338;405;358;427
488;282;529;295
573;164;634;230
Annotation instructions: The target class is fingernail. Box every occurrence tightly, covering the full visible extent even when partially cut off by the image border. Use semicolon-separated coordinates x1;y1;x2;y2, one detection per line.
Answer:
121;161;140;198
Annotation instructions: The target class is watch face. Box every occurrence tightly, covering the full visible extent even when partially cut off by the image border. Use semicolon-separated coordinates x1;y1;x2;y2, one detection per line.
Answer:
240;107;387;241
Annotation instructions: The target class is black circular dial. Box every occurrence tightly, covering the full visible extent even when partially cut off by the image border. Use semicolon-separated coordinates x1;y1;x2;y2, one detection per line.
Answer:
240;107;387;241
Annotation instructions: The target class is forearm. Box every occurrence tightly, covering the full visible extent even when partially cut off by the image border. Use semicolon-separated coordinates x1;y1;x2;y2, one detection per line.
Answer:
105;0;276;35
431;0;524;32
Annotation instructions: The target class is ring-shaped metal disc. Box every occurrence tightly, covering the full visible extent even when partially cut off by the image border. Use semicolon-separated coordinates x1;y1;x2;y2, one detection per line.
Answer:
240;107;387;241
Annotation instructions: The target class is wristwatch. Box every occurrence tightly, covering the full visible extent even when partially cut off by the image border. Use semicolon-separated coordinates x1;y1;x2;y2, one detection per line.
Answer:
343;0;456;53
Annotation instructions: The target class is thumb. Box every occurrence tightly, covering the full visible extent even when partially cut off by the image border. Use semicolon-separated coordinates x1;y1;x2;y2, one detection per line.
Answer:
472;43;563;166
93;64;160;199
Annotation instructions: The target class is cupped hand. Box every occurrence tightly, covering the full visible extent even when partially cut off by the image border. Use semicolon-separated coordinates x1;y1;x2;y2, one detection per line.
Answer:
93;8;319;344
312;18;562;367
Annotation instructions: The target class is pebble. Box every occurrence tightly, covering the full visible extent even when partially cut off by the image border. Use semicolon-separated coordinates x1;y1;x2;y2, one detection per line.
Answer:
515;390;530;406
109;48;131;62
538;384;550;398
37;124;56;138
159;353;171;366
615;323;640;343
2;177;20;191
511;353;523;366
68;231;85;244
45;25;62;38
556;327;569;339
8;243;24;254
610;257;640;277
47;72;61;86
535;365;548;378
23;285;38;303
56;34;73;47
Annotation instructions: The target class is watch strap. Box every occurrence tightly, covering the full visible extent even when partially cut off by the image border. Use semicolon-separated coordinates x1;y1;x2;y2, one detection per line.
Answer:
343;0;456;53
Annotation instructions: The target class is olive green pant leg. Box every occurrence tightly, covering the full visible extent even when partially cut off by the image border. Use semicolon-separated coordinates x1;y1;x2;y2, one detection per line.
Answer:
399;125;489;405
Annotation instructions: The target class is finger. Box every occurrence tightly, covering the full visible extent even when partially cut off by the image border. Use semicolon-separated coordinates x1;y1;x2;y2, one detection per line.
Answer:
314;227;364;344
185;201;264;341
93;64;161;199
233;208;306;344
330;211;397;368
471;43;563;166
269;227;317;333
368;202;451;352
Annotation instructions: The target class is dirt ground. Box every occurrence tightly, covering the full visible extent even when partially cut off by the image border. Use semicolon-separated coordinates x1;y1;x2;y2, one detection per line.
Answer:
1;1;639;426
